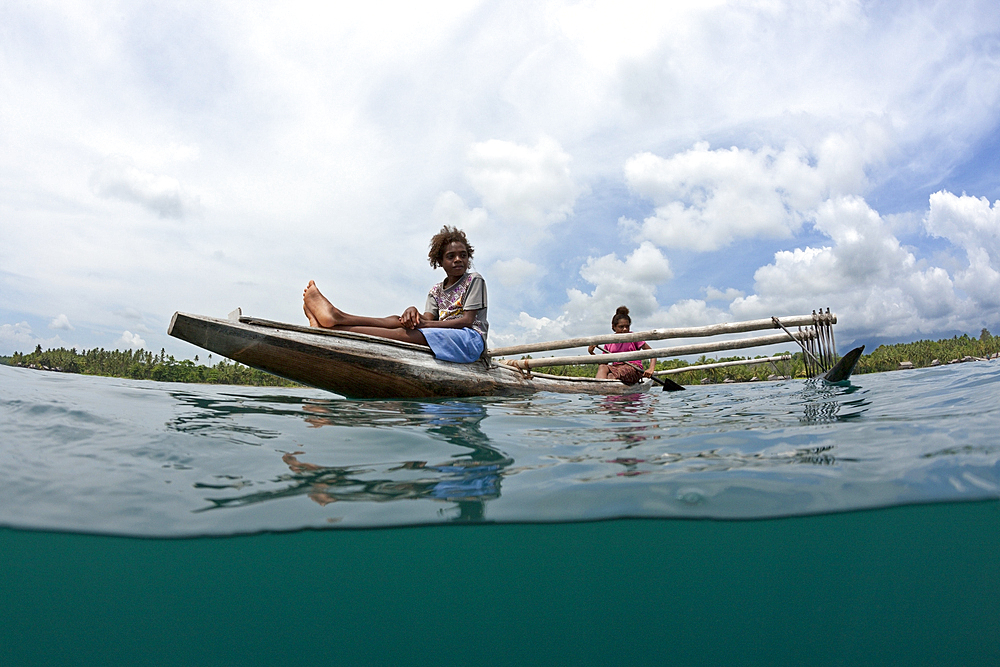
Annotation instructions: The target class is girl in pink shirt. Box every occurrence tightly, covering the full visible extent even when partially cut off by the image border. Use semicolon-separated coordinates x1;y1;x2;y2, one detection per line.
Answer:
588;306;656;385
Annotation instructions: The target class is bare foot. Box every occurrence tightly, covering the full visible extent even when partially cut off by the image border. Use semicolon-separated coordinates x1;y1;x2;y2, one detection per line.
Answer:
302;281;322;326
303;303;320;327
302;281;342;328
303;299;320;327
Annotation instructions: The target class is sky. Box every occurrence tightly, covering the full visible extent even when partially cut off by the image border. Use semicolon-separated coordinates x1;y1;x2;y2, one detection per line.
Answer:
2;0;1000;360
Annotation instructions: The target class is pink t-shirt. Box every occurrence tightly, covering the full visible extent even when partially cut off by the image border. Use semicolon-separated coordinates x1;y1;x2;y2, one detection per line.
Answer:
604;340;645;368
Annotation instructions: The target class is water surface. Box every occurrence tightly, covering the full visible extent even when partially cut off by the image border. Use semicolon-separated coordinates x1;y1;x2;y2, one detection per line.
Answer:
2;362;999;665
2;361;998;536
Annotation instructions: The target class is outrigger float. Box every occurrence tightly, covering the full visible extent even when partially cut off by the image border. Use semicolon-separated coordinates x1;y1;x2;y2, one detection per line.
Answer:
167;309;863;399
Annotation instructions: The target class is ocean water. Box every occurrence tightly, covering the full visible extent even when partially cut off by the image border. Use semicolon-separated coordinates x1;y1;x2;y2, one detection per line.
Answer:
1;362;999;665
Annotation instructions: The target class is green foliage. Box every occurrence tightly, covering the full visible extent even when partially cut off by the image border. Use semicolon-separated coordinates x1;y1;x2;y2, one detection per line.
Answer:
533;363;598;377
653;353;799;385
2;346;300;387
855;332;1000;374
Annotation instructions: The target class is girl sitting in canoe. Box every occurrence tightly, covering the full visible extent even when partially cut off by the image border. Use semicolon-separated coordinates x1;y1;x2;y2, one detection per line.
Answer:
302;226;488;363
588;306;656;385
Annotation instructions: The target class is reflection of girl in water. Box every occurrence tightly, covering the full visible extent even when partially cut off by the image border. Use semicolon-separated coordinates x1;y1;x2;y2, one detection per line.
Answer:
203;401;512;522
275;453;505;522
279;450;506;508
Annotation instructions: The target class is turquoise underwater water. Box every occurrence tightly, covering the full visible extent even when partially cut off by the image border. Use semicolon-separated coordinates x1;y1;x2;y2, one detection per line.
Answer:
1;362;999;665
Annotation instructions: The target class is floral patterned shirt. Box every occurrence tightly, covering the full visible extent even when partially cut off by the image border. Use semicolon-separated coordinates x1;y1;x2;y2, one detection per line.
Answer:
424;271;489;339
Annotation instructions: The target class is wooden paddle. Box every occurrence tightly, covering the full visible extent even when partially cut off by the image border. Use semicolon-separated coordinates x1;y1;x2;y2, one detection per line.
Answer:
594;345;685;392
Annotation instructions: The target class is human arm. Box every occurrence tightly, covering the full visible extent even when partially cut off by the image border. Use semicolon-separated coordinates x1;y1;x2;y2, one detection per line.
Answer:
641;342;656;377
416;309;478;329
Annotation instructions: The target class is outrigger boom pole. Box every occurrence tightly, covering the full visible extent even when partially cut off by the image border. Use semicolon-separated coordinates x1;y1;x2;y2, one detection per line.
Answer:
653;354;792;377
493;311;839;378
487;313;835;358
498;330;816;371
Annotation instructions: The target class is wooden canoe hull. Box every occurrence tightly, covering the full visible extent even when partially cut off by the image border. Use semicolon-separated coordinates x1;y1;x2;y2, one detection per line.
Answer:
167;312;652;399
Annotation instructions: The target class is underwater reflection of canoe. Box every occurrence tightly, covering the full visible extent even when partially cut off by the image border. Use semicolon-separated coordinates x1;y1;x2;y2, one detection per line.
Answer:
167;312;653;399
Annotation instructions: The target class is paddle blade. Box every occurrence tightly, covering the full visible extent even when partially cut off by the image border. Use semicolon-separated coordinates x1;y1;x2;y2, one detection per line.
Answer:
820;345;865;383
655;376;686;391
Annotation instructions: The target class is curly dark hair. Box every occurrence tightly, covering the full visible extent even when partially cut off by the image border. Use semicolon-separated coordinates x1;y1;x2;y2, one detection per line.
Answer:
612;306;631;329
427;226;474;268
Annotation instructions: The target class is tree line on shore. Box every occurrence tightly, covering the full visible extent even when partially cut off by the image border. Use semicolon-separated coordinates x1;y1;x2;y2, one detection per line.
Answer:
853;329;999;373
2;328;997;387
536;328;1000;383
1;345;299;386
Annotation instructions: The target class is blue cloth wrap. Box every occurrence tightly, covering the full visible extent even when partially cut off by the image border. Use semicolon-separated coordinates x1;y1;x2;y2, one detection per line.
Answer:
421;327;485;363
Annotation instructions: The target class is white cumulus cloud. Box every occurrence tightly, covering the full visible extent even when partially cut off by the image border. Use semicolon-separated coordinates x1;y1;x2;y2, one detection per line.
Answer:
955;247;1000;309
499;242;672;344
926;191;1000;257
925;192;1000;307
0;322;66;354
624;142;824;251
116;330;146;349
510;241;672;341
0;322;38;350
48;314;74;330
495;311;576;349
491;257;542;288
432;191;489;235
704;286;745;302
90;156;198;219
729;196;967;339
624;124;892;252
466;137;581;227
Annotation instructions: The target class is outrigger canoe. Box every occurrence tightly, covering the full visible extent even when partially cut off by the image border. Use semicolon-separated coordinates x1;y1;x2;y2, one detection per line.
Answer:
168;311;655;398
168;309;862;399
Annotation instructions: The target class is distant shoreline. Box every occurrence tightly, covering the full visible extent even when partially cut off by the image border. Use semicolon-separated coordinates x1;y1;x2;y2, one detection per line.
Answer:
3;329;998;386
0;347;301;387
